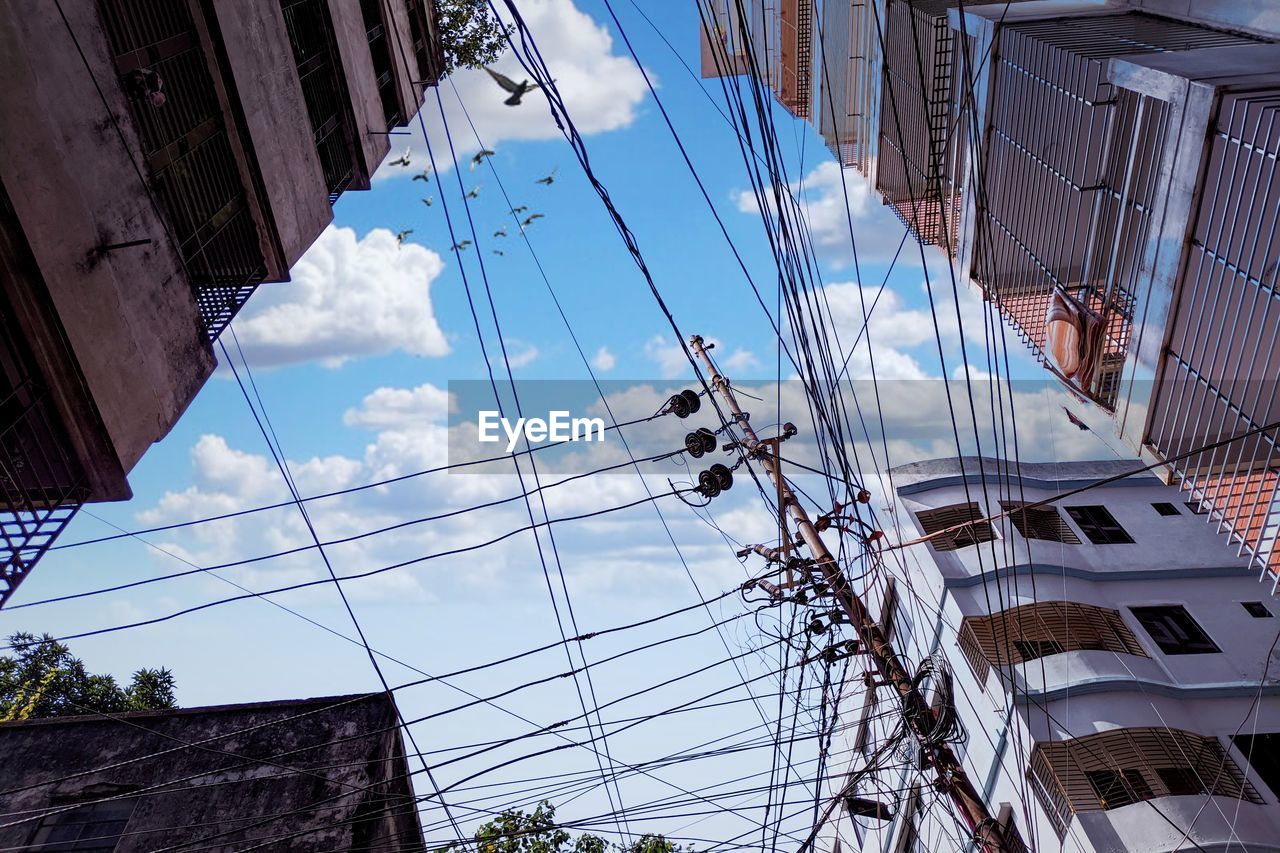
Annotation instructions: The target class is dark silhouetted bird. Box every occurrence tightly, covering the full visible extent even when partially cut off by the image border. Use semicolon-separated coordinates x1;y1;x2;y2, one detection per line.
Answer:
421;197;434;207
470;149;496;170
466;184;482;200
412;169;432;183
493;226;508;238
493;249;505;256
452;240;472;251
536;168;557;185
485;67;541;106
389;147;412;168
395;229;413;246
510;205;528;216
521;213;545;227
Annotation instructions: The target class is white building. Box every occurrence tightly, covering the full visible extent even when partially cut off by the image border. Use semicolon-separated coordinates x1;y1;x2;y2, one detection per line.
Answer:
819;457;1280;853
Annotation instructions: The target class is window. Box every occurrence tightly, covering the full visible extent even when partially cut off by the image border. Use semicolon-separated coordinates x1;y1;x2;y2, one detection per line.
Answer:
26;799;136;852
958;601;1147;678
1156;766;1205;796
1001;501;1081;543
915;502;997;551
1085;768;1153;808
1152;502;1181;516
1233;733;1280;796
1033;728;1263;821
1012;638;1065;661
1065;506;1134;544
1185;501;1210;515
1242;601;1273;618
1130;605;1220;654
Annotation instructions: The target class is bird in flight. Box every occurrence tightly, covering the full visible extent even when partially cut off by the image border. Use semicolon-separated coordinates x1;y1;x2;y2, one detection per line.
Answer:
522;213;545;227
493;249;505;256
536;168;557;186
466;184;482;200
510;205;528;216
412;169;432;183
494;226;508;238
389;147;411;168
452;240;472;251
470;149;496;170
485;67;541;106
421;196;434;207
395;229;413;246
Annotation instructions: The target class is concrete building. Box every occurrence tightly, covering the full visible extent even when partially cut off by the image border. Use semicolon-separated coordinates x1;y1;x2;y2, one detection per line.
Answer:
702;1;1280;587
817;458;1280;852
0;692;424;852
0;0;443;604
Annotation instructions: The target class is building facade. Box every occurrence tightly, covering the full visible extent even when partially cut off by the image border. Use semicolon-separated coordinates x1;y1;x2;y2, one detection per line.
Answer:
0;692;424;852
700;0;1280;588
0;0;443;605
817;458;1280;852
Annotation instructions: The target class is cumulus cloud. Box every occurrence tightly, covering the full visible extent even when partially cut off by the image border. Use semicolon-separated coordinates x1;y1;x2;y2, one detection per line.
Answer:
736;160;935;270
375;0;649;176
592;347;616;372
232;226;449;368
644;336;756;380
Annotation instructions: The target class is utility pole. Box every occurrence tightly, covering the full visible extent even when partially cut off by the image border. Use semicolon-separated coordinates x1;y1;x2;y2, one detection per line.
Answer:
689;334;1011;852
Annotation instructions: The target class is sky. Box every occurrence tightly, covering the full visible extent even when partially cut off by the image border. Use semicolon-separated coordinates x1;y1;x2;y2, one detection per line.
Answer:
5;1;1126;848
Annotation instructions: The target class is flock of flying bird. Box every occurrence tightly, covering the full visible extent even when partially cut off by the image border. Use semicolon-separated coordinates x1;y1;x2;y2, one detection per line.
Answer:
390;66;556;255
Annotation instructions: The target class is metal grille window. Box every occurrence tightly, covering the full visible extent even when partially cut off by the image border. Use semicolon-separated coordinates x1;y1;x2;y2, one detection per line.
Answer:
1233;733;1280;797
915;502;996;551
968;14;1258;408
1149;79;1280;581
281;0;357;200
1000;500;1081;543
1030;728;1262;825
816;0;878;171
360;0;402;129
1129;605;1220;655
0;256;86;607
98;0;267;339
405;0;442;86
877;0;961;247
1064;505;1133;544
26;798;136;852
957;601;1146;683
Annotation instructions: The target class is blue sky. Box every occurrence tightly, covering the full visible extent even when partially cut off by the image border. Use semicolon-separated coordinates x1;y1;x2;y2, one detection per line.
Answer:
5;1;1122;847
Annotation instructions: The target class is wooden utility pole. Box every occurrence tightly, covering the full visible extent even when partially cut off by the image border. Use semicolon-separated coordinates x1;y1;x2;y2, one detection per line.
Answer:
689;334;1010;852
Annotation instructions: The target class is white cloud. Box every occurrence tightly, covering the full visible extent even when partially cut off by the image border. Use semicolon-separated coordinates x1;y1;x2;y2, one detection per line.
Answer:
343;384;452;431
592;346;616;372
232;226;449;368
722;348;760;374
643;335;693;379
375;0;649;176
490;341;539;370
736;160;929;270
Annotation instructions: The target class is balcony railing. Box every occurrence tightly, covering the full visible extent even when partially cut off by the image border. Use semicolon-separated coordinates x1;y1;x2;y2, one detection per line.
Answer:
1150;84;1280;585
968;13;1257;410
0;296;85;608
360;0;402;129
99;0;267;340
281;0;359;202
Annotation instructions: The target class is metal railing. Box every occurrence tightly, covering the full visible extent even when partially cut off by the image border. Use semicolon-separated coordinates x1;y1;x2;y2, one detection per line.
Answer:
360;0;402;129
282;0;359;202
967;14;1256;409
0;300;85;608
99;0;267;339
816;0;880;173
1150;85;1280;585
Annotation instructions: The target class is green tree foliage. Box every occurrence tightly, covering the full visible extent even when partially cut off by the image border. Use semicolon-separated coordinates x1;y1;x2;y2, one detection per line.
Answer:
436;0;507;74
438;803;692;853
0;632;177;721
